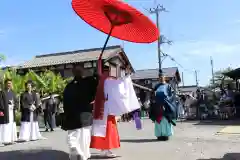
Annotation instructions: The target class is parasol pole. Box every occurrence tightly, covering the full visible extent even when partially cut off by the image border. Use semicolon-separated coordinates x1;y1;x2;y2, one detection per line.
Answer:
97;21;115;75
98;13;119;75
99;25;114;59
99;12;121;59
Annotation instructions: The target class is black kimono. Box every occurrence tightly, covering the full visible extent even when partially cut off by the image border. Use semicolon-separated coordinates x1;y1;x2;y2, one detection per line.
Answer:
20;91;39;122
44;97;57;130
0;90;18;124
62;76;98;130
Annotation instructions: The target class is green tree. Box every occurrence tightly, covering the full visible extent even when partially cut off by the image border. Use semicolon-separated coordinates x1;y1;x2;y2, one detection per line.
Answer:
3;68;25;96
1;68;69;97
1;68;70;126
40;70;67;95
209;67;234;89
0;54;6;62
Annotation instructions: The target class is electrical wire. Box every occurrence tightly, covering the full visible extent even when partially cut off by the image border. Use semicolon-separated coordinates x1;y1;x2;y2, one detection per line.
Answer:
161;52;195;74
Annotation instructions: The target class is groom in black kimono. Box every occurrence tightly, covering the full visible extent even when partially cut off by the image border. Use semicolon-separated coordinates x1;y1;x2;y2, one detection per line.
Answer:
63;64;99;160
18;80;44;141
0;79;19;145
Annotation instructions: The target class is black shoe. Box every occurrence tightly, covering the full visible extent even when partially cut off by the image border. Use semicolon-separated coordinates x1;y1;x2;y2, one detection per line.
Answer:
51;129;54;132
157;137;163;141
45;129;49;132
157;136;169;141
163;136;169;141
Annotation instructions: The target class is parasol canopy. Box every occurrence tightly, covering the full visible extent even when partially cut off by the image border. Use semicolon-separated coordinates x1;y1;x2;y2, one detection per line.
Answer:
72;0;159;43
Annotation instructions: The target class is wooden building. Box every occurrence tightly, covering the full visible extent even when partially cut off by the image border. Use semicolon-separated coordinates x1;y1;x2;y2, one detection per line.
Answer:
12;45;158;97
17;45;134;78
131;67;181;95
178;85;198;95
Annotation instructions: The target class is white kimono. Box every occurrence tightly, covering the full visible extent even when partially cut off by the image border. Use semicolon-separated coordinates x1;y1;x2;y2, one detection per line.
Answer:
92;75;140;137
18;92;45;142
18;104;43;141
0;103;17;144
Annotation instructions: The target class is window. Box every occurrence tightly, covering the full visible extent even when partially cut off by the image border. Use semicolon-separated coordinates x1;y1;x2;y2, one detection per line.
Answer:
145;80;151;84
120;68;125;77
63;69;73;78
93;62;97;67
84;62;92;68
56;65;64;69
110;65;117;77
65;64;73;69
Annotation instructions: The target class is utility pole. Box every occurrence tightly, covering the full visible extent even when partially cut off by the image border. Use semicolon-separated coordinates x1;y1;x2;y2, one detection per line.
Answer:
122;41;125;49
182;72;184;86
148;5;170;76
210;56;215;86
195;70;198;86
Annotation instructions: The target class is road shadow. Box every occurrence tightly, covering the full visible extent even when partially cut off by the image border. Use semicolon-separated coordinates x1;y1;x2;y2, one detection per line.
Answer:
197;153;240;160
120;139;157;143
0;149;68;160
90;155;121;159
193;120;240;126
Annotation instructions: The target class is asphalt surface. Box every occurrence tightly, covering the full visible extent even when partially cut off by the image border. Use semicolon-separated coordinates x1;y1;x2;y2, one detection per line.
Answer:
1;120;240;160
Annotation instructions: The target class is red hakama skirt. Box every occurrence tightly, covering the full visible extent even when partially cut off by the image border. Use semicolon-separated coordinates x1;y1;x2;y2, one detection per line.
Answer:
90;115;120;150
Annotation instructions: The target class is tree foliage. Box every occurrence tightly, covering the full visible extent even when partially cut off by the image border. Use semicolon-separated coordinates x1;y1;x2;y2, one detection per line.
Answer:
0;68;70;98
0;54;6;62
209;67;235;89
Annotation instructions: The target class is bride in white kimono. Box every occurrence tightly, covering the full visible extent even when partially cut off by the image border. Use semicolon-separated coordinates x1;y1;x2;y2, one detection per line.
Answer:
18;80;45;142
91;65;140;157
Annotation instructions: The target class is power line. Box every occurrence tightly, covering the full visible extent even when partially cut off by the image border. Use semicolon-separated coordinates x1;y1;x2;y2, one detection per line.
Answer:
147;4;170;77
161;52;193;73
161;52;200;85
127;1;196;84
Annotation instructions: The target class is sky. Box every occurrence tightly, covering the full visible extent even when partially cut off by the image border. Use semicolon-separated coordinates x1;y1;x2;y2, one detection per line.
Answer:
1;0;240;86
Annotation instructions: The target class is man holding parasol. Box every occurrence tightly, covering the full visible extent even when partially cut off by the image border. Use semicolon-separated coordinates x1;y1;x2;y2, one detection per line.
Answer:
63;64;99;160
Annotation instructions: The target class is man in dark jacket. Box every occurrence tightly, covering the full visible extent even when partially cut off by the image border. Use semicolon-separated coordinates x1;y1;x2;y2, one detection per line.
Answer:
0;79;19;145
44;93;57;132
63;64;98;160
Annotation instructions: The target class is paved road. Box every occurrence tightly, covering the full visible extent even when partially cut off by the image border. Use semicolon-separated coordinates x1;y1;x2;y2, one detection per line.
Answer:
1;120;240;160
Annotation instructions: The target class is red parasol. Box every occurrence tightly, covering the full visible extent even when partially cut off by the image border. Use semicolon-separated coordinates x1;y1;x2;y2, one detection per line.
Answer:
72;0;160;119
72;0;159;58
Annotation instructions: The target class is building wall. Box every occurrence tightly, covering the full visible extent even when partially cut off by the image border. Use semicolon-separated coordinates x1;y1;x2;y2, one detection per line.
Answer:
17;56;129;79
132;77;179;91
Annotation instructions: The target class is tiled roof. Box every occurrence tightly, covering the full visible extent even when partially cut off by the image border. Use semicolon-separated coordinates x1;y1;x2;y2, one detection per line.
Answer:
178;85;198;93
19;45;123;69
131;67;179;80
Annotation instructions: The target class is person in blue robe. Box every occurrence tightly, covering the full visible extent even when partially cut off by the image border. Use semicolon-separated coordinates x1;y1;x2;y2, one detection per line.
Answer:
149;76;177;141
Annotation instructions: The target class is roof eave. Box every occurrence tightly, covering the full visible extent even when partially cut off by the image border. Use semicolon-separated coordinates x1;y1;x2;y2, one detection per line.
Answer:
105;47;135;73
